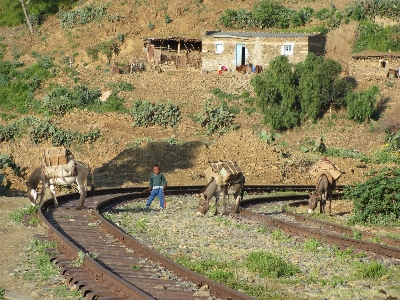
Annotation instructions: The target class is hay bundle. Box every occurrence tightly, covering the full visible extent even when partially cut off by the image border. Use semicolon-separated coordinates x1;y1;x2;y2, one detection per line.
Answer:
309;159;342;184
43;159;76;179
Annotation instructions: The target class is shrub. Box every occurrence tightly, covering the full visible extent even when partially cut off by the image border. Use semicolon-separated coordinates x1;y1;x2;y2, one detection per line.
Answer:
130;100;181;128
41;84;101;115
246;251;300;278
346;85;380;123
0;55;55;114
57;4;107;29
164;14;172;24
295;53;343;121
353;260;387;279
196;100;237;135
385;129;400;151
345;167;400;226
346;0;400;22
353;22;400;53
0;116;100;147
251;55;299;130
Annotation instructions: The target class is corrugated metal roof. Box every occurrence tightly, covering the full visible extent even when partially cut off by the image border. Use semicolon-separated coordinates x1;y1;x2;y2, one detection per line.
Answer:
204;31;312;38
142;36;201;42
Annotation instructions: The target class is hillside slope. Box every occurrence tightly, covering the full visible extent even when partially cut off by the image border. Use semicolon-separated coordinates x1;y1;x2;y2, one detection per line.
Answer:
0;0;398;191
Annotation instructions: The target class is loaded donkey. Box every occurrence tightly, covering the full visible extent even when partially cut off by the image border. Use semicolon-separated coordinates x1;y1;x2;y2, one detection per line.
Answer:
26;160;94;210
196;161;245;216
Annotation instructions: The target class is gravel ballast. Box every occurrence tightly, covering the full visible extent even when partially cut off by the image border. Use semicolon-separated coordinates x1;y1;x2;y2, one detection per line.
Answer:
104;195;400;300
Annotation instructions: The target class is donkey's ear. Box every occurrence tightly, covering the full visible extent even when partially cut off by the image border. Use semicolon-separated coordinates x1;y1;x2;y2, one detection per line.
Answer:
307;190;312;196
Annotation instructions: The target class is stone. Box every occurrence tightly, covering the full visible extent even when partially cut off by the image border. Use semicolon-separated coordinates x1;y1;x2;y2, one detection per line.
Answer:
193;291;210;297
4;291;34;300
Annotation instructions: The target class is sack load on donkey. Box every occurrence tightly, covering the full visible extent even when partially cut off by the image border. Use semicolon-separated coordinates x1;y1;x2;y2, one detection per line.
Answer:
42;147;77;179
309;157;343;185
197;160;245;216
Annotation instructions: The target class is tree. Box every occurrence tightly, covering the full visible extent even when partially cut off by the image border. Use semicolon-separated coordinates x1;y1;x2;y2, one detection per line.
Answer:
251;55;300;130
19;0;33;33
295;53;342;121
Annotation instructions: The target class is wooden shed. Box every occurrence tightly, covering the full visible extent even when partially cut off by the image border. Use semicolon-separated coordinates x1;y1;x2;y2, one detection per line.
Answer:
142;36;202;68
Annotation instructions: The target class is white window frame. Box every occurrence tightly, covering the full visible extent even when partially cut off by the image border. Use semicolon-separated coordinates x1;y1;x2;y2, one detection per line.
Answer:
281;43;294;56
215;43;224;54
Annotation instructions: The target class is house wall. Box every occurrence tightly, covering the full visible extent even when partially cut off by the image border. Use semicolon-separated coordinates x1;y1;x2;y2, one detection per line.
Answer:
349;56;400;77
202;35;310;71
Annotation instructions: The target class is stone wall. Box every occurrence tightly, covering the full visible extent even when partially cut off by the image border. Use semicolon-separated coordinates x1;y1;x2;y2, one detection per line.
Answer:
349;56;400;78
202;35;310;72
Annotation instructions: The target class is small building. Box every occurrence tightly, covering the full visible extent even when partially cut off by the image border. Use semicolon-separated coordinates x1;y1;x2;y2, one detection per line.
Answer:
202;31;325;72
349;51;400;78
142;37;202;68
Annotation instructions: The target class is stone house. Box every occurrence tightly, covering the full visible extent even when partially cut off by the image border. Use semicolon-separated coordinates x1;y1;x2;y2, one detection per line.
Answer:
201;31;325;72
349;51;400;78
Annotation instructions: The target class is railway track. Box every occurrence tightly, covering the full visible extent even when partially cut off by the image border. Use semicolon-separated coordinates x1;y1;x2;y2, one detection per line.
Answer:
36;184;400;300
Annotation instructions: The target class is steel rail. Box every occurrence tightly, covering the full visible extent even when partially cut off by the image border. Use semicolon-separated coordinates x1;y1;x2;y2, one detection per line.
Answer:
36;184;347;300
94;192;255;300
283;201;400;249
239;195;400;259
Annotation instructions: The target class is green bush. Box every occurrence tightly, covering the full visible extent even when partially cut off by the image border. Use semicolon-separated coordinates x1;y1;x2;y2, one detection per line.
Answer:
41;84;101;115
0;0;77;27
196;100;237;135
0;55;55;114
0;116;100;147
353;260;387;279
251;55;300;130
86;39;116;61
131;100;181;128
353;22;400;53
346;0;400;22
57;4;107;29
295;53;344;121
346;85;380;123
345;167;400;226
107;81;135;92
385;129;400;151
246;251;300;278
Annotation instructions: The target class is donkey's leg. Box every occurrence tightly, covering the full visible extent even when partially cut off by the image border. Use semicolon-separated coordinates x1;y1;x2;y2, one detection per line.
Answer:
328;190;332;215
221;189;228;215
49;181;58;209
38;182;47;207
76;180;86;210
233;192;240;214
320;192;327;214
214;195;219;216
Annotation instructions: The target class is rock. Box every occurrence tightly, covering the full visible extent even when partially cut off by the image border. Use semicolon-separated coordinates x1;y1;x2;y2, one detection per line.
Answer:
4;291;34;300
30;291;44;299
193;291;210;297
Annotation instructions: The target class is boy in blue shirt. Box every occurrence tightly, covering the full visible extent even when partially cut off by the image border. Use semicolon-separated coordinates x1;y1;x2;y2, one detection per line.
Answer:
144;164;167;210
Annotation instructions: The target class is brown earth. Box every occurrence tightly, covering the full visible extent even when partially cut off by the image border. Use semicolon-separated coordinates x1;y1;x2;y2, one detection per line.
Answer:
0;0;399;298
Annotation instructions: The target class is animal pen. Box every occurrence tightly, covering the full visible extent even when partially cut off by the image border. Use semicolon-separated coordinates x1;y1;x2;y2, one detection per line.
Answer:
142;37;202;69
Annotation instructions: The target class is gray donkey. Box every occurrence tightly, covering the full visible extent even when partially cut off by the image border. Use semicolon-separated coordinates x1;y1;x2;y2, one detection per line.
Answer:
196;173;245;216
26;161;94;209
307;174;336;214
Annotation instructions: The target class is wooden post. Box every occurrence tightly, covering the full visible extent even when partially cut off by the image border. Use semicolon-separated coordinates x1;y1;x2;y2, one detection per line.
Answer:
177;39;181;55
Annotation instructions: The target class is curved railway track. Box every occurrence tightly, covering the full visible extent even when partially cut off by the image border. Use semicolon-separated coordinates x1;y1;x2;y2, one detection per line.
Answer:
36;184;400;300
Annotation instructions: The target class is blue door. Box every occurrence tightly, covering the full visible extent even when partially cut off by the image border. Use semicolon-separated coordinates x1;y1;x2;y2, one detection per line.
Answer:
236;43;246;66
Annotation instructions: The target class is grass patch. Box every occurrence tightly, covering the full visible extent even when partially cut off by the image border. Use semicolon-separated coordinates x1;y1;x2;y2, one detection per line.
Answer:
353;260;387;279
23;239;59;281
8;205;38;223
53;285;83;299
246;251;300;278
0;287;5;300
130;265;142;270
303;238;321;252
271;229;291;243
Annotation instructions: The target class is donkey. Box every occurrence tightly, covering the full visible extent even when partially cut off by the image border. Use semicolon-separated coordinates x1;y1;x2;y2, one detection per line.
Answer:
307;174;336;215
26;161;94;210
196;173;245;216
